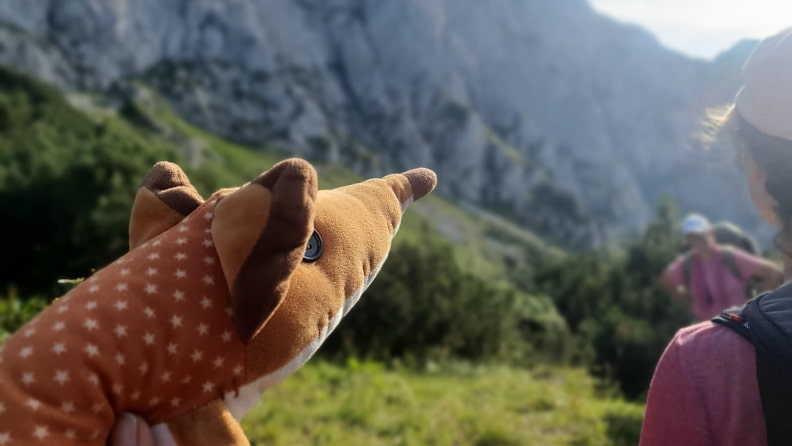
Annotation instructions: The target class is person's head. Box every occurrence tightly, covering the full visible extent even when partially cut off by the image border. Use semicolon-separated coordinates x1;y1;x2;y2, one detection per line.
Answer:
720;28;792;258
682;214;715;254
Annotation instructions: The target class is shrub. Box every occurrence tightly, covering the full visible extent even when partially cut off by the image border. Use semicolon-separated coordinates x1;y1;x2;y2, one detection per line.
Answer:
322;235;572;365
0;295;48;342
0;67;180;296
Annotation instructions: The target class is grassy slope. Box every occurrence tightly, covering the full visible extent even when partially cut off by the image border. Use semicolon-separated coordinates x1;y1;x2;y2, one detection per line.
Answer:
241;361;643;446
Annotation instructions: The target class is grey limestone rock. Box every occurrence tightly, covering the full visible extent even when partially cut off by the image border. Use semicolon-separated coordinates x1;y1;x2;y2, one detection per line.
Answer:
0;0;760;245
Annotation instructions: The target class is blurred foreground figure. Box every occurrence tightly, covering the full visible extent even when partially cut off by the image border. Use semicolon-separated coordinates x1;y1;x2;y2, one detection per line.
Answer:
642;28;792;446
659;213;781;322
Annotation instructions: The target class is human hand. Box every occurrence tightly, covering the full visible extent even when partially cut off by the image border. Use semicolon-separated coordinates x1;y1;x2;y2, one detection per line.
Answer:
108;413;155;446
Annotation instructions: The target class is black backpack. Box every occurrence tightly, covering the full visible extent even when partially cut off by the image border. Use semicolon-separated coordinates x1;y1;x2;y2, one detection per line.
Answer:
712;284;792;445
712;221;761;256
680;221;761;256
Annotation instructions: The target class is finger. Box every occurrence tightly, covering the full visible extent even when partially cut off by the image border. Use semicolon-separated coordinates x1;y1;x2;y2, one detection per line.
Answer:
134;414;156;446
108;413;155;446
108;412;137;446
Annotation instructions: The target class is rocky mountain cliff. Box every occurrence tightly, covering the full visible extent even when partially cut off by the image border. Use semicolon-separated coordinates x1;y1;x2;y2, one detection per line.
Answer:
0;0;763;245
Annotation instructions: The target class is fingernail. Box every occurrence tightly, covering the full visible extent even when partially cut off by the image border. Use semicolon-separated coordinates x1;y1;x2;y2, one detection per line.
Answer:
122;412;139;439
111;412;138;446
122;412;138;426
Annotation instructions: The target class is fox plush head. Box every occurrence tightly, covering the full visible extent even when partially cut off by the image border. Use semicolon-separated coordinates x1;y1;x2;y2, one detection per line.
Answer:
0;158;437;445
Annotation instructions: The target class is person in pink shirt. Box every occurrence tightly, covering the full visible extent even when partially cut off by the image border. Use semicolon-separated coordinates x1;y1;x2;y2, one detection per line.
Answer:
641;28;792;445
660;213;782;322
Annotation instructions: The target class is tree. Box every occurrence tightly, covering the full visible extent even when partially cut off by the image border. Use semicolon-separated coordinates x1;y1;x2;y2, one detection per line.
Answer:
323;234;570;365
532;200;690;399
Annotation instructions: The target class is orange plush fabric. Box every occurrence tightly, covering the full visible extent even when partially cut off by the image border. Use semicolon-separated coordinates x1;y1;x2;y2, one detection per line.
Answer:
0;158;437;445
0;197;244;441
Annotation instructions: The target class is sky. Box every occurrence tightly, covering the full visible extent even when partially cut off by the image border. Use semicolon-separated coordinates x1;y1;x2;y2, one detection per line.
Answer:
588;0;792;60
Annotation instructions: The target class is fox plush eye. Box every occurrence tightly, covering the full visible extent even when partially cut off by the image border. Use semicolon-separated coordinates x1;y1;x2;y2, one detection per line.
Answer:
303;230;323;262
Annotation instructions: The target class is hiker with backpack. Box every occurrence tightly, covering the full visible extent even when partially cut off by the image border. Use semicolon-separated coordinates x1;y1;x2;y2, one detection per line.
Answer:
659;213;782;322
641;28;792;446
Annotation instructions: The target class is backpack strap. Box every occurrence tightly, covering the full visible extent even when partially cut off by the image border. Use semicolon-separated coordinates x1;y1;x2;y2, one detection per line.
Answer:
720;248;743;282
711;306;754;344
721;247;756;298
756;353;792;445
712;285;792;445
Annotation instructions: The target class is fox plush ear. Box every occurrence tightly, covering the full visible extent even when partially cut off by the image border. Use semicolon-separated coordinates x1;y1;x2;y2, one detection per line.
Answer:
129;162;204;250
212;159;318;343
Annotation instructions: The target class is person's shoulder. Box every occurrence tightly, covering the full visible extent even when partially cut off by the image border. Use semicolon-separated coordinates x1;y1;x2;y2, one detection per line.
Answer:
668;321;761;420
671;321;754;359
675;320;744;343
718;244;760;260
663;322;755;393
720;245;769;273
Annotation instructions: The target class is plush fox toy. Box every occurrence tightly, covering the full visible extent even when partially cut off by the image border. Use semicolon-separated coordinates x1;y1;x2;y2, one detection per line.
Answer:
0;158;437;445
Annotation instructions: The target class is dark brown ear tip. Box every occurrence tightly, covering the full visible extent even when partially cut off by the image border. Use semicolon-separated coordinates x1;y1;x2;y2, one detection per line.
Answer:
278;158;315;172
137;162;204;216
402;168;438;201
280;158;318;190
252;158;318;197
142;161;193;191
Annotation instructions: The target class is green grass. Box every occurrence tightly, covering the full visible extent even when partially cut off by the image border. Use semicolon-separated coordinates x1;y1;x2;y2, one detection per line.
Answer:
241;361;644;446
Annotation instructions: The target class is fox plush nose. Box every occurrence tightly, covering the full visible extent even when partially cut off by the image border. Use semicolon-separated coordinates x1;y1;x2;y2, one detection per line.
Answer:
384;168;438;208
402;168;437;202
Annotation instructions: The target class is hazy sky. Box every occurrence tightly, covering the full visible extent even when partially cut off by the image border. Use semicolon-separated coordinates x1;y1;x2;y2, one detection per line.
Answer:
588;0;791;60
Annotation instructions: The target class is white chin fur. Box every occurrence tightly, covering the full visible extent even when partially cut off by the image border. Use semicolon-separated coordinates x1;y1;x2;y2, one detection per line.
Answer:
401;195;414;212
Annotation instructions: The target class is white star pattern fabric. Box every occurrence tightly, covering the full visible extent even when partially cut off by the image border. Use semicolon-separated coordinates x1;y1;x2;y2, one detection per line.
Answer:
0;201;245;444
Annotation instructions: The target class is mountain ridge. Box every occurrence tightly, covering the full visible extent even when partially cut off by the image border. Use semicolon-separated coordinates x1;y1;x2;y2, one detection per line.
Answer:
0;0;764;244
